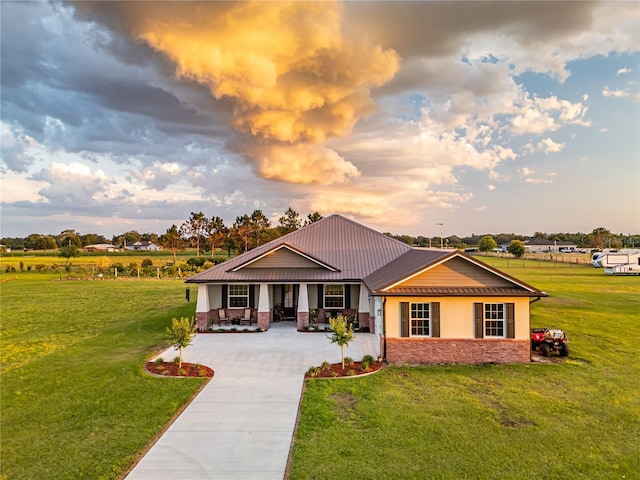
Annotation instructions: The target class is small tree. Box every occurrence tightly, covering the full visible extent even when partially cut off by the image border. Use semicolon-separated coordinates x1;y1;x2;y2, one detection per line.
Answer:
478;235;497;252
507;239;526;258
166;316;197;369
328;314;355;369
59;244;80;260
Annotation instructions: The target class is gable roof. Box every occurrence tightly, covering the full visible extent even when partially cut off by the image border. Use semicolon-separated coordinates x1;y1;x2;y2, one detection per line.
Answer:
364;249;546;297
186;215;546;298
186;214;412;283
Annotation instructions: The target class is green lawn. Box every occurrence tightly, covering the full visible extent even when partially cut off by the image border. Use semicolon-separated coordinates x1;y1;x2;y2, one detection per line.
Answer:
2;261;638;479
0;273;205;480
288;262;640;479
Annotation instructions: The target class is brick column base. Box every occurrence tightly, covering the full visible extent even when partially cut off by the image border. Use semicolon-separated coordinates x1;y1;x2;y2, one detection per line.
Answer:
297;311;309;330
257;311;270;330
196;311;209;332
386;338;531;364
358;312;371;332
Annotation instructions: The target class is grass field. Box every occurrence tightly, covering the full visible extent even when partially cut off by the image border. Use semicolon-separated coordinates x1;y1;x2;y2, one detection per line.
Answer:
288;261;640;479
0;272;204;480
1;260;638;479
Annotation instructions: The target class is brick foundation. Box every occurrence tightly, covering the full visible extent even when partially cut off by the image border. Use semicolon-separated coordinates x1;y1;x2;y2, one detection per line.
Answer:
386;338;531;364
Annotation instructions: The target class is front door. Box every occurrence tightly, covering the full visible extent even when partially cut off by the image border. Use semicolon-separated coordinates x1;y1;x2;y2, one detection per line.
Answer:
282;284;297;320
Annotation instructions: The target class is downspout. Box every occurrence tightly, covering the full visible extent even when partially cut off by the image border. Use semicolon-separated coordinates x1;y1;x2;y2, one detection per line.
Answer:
382;297;388;364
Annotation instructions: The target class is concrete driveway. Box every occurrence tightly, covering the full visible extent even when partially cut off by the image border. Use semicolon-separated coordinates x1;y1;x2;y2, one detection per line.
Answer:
126;322;380;480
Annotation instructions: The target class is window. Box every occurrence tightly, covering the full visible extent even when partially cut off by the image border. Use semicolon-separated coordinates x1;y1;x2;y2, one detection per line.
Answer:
229;284;249;308
484;303;505;337
324;284;344;308
410;303;430;336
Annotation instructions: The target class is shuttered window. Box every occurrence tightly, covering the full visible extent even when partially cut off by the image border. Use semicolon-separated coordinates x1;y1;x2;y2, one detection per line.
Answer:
410;303;430;336
484;303;504;336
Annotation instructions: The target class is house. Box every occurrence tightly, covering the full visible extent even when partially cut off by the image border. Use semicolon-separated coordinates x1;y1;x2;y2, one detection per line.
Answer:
84;243;115;252
524;237;576;253
186;215;546;364
125;241;161;251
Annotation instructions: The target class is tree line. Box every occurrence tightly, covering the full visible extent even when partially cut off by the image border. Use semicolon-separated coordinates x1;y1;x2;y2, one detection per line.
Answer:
2;208;638;259
0;208;324;263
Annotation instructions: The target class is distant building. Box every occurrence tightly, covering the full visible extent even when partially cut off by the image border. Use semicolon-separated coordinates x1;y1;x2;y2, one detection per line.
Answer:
0;244;11;253
84;244;116;252
524;238;576;253
125;241;161;251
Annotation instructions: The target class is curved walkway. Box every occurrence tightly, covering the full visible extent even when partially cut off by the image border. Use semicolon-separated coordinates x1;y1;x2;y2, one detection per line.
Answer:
126;323;380;480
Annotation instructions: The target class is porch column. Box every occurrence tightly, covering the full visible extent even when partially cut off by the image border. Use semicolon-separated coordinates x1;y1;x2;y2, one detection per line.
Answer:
257;283;271;330
296;283;309;329
358;284;372;332
195;284;210;331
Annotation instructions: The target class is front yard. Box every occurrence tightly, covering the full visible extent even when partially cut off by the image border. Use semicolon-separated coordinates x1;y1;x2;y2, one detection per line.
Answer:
288;262;640;479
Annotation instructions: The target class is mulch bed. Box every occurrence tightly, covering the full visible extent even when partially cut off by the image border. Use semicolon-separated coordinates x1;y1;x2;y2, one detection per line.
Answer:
145;361;214;378
306;361;383;379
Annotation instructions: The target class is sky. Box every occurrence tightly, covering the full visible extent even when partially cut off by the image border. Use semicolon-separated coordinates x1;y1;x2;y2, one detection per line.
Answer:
1;1;639;239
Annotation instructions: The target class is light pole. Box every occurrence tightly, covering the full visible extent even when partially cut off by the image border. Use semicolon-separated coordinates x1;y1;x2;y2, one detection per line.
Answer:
436;223;444;249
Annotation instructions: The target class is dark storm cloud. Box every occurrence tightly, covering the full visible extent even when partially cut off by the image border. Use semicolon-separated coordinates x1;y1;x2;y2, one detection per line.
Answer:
345;1;596;59
0;1;234;170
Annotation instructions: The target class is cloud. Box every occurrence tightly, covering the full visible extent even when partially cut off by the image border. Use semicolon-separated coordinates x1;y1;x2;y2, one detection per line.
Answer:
617;67;632;76
510;94;590;135
603;86;640;102
525;177;554;185
1;123;42;173
74;1;400;185
538;138;566;154
30;162;113;204
130;161;183;191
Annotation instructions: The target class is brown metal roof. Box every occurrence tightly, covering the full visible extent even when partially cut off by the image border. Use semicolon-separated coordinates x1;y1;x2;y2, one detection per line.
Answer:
186;214;412;283
380;286;542;297
364;249;547;297
186;215;547;298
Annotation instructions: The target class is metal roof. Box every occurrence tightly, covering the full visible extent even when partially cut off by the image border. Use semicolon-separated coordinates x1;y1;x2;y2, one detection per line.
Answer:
185;215;546;298
380;286;540;297
364;249;546;297
186;214;412;283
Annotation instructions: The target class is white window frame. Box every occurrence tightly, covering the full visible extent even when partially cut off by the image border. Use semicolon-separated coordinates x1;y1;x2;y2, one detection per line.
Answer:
229;284;249;308
324;284;344;308
410;302;431;337
484;303;505;337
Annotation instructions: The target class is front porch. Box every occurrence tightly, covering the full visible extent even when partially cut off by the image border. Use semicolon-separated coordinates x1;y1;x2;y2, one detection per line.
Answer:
194;282;375;333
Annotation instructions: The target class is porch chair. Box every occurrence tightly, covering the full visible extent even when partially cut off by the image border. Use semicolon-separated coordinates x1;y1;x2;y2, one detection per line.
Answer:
240;308;252;326
217;309;230;326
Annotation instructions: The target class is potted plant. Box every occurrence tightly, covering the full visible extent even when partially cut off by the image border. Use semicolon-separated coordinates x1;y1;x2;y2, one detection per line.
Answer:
310;308;319;328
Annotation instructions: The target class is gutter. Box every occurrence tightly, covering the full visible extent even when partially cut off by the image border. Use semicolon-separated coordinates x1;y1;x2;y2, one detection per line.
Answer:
530;293;546;305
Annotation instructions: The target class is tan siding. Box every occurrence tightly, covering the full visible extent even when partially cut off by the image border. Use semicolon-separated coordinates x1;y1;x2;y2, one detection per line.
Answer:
400;257;512;287
385;296;530;340
249;248;324;269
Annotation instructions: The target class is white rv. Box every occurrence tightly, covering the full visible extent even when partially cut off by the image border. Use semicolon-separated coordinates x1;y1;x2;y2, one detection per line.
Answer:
594;250;640;275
